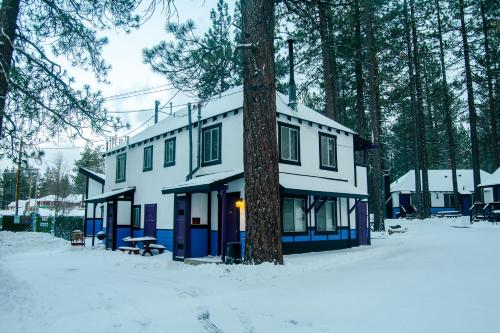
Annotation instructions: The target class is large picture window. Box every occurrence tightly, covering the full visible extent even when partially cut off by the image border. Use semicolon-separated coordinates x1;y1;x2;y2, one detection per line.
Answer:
202;123;221;166
143;146;153;171
283;197;307;233
164;137;176;167
316;199;337;232
116;153;126;183
279;123;300;165
319;133;337;171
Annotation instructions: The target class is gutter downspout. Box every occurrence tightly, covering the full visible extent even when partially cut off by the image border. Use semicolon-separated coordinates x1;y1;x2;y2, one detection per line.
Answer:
186;104;202;180
187;103;193;180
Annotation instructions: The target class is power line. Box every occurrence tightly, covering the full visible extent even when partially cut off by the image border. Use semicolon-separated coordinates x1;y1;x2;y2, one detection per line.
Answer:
103;84;170;100
103;87;177;102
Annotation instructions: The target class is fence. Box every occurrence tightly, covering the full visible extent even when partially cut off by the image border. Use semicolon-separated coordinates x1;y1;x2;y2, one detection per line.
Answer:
0;215;84;241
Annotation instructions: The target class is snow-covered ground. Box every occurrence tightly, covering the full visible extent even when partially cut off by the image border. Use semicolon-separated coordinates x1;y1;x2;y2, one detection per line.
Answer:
1;218;499;333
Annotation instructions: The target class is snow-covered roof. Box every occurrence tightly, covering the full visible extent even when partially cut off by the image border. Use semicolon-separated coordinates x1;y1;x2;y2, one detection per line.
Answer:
85;187;135;203
37;195;58;202
162;169;244;194
7;199;37;209
478;167;500;188
390;169;491;194
111;86;356;152
78;167;105;184
162;169;366;198
279;172;368;198
63;194;82;203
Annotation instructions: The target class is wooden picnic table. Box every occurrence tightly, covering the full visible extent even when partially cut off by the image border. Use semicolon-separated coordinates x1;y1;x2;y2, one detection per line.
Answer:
123;236;157;256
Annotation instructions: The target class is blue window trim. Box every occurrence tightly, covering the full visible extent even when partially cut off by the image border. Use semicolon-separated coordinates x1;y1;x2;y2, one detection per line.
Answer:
201;123;222;167
281;194;308;236
164;137;176;167
319;132;338;171
132;205;141;229
116;153;127;183
314;198;339;235
143;145;153;172
278;121;301;166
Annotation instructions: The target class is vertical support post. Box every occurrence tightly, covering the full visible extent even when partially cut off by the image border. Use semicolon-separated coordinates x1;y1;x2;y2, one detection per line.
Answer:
15;142;23;216
92;203;96;247
112;199;118;250
220;185;228;261
347;198;351;247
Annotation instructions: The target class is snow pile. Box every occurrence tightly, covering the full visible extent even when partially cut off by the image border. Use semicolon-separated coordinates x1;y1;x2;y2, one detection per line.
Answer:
1;218;499;333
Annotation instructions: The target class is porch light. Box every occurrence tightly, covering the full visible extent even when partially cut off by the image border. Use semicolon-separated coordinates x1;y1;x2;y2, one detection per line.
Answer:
235;199;245;209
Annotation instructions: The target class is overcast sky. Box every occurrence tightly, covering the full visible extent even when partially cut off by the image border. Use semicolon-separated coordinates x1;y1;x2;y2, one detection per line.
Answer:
3;0;233;174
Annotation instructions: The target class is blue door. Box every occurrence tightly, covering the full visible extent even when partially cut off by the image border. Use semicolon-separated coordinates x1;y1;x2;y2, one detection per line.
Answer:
460;195;472;215
175;197;186;259
357;202;368;245
494;186;500;202
106;204;114;249
144;204;157;237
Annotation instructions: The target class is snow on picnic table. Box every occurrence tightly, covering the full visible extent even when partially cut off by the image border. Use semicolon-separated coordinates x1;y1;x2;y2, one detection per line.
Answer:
1;218;499;333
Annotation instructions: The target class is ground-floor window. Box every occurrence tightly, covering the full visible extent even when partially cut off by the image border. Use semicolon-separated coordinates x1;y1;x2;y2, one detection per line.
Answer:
444;194;454;207
283;197;307;233
316;199;337;232
132;205;141;228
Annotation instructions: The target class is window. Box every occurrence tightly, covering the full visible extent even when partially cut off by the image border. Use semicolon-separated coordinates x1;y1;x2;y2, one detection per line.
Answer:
143;146;153;171
132;205;141;228
444;194;454;207
316;199;337;232
279;122;300;165
202;123;221;166
116;153;126;183
164;138;176;167
319;133;337;170
282;197;307;233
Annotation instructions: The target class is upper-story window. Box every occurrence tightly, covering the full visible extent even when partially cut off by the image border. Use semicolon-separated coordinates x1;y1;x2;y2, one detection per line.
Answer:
164;137;176;167
116;153;127;183
279;122;300;165
143;146;153;172
316;199;337;232
202;123;221;166
282;196;307;234
319;133;337;171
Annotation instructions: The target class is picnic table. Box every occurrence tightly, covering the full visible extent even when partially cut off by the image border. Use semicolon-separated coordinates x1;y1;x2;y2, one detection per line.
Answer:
121;236;161;256
435;210;461;218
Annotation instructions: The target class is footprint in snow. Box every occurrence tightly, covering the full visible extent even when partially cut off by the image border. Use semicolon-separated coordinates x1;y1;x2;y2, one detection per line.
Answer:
197;309;223;333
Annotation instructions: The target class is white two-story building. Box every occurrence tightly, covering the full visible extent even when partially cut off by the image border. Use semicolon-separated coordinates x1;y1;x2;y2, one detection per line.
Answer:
85;86;371;261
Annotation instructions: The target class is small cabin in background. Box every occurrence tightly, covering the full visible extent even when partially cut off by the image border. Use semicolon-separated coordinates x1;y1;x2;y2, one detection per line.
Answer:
389;169;491;217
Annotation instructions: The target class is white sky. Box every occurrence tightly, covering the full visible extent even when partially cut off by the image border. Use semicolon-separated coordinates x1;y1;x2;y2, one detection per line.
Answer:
2;0;229;174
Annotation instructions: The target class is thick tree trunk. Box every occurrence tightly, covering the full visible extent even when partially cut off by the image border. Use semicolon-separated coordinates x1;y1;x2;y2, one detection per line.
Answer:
0;0;21;138
363;0;384;231
410;0;430;218
479;0;499;169
435;0;459;210
353;0;367;138
318;2;339;121
458;0;481;201
403;0;422;216
241;0;283;264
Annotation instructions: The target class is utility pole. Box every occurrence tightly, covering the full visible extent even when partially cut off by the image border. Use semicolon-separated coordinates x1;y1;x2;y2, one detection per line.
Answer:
154;100;160;124
14;141;23;215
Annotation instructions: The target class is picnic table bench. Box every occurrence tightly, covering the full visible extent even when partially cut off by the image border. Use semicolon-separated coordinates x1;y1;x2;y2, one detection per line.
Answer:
118;246;141;255
148;244;166;254
435;210;461;218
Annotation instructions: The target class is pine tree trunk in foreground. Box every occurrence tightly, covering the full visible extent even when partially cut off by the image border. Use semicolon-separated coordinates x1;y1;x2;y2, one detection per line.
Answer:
363;0;384;231
458;0;481;201
403;0;422;217
241;0;283;264
318;2;338;121
479;0;499;169
353;0;367;138
435;0;459;210
410;0;430;218
0;0;21;138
